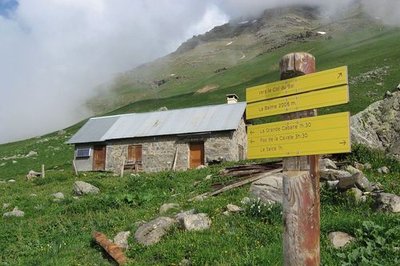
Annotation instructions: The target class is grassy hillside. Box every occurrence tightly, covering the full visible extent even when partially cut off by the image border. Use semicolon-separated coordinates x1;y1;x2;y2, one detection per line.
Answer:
1;5;400;266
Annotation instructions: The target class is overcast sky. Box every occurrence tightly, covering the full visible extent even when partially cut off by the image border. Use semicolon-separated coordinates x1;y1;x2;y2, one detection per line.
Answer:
0;0;399;144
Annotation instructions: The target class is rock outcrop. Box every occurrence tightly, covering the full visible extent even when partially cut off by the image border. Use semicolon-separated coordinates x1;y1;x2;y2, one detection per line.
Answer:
351;91;400;158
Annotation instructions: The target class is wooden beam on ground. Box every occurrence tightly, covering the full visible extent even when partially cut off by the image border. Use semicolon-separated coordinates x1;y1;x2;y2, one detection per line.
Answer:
92;231;127;265
72;160;78;176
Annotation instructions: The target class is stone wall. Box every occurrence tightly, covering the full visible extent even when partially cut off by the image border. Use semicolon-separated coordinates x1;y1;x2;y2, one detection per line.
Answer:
105;119;247;173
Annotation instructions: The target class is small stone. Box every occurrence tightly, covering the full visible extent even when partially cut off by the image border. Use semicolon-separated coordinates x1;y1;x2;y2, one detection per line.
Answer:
326;180;339;189
204;174;212;180
72;196;79;200
134;217;176;246
159;203;180;214
223;211;230;216
385;91;393;97
226;204;243;213
8;179;16;183
337;174;357;190
179;258;191;266
196;165;207;169
347;188;363;203
354;162;364;170
375;193;400;213
73;181;100;195
354;173;372;192
344;165;361;175
3;203;10;209
0;163;6;167
376;82;383;86
191;194;207;202
241;197;251;205
3;207;24;217
320;169;352;181
377;166;389;174
175;209;196;221
363;163;372;170
177;213;211;231
113;231;130;250
12;161;17;164
26;151;38;157
30;193;37;197
328;231;355;248
52;192;65;201
320;158;337;170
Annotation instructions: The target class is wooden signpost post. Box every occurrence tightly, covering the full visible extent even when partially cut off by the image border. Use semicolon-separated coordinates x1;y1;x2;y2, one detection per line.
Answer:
246;53;351;265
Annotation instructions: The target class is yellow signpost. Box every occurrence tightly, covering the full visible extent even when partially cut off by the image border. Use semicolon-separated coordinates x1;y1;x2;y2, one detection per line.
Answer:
247;112;351;159
246;66;348;103
246;85;349;119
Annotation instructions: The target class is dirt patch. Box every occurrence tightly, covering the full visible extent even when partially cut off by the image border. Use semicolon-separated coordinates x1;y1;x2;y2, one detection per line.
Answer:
195;84;220;94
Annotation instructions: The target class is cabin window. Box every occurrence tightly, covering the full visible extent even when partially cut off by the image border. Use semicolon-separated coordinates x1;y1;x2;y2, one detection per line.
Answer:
76;148;91;158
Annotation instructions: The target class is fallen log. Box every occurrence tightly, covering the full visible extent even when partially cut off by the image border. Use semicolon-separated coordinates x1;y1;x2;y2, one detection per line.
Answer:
92;231;127;265
189;168;282;201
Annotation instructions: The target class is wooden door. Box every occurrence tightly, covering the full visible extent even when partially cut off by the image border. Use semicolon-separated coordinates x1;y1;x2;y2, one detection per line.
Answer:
93;145;106;171
189;142;204;169
128;145;142;162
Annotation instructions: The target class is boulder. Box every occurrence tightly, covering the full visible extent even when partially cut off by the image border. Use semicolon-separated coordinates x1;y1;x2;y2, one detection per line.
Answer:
337;172;372;192
350;91;400;157
73;181;99;196
3;207;24;218
320;169;352;181
337;175;357;191
159;203;180;214
375;193;400;213
328;231;355;248
113;231;130;250
134;217;176;246
347;188;363;203
354;173;372;192
250;173;283;204
177;213;211;231
344;165;361;175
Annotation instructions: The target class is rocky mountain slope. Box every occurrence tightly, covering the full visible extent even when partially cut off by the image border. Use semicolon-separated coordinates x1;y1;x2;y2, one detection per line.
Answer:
87;3;377;114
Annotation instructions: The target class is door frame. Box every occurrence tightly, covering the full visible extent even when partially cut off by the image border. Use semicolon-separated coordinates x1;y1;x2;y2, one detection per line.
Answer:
92;145;106;171
189;142;205;169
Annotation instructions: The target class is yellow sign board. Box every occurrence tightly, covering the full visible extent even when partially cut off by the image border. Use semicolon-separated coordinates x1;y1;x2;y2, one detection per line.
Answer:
246;66;348;103
246;85;349;119
247;112;351;159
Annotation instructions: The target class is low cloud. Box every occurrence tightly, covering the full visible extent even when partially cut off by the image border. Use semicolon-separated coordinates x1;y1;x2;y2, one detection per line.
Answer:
0;0;399;144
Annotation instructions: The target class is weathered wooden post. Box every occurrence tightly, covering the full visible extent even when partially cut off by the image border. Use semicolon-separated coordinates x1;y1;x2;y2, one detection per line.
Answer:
280;52;320;265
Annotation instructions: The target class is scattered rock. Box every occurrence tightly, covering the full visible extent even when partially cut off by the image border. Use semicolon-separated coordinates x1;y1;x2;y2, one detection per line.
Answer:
113;231;130;250
73;181;100;195
30;193;37;197
385;91;393;98
196;165;207;169
3;207;24;218
8;179;16;183
375;193;400;213
3;203;10;209
241;197;251;205
57;129;66;135
179;258;192;266
177;213;211;231
12;161;17;164
134;220;146;228
354;162;365;170
159;203;180;214
328;231;355;248
347;188;363;203
363;163;372;170
226;204;243;213
337;174;357;191
326;180;339;189
0;163;5;167
175;209;196;221
52;192;65;201
157;106;168;111
320;169;352;181
344;165;361;175
204;174;212;180
250;173;283;204
354;173;372;192
26;151;38;157
26;170;42;180
377;166;390;174
134;217;176;246
191;193;207;202
320;158;337;170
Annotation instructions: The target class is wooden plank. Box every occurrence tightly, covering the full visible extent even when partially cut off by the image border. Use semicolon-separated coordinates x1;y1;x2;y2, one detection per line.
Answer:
246;66;347;103
247;112;350;159
92;231;127;265
246;85;349;119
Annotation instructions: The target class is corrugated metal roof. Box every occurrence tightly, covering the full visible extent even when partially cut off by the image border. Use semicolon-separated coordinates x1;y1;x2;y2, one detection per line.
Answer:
67;102;246;144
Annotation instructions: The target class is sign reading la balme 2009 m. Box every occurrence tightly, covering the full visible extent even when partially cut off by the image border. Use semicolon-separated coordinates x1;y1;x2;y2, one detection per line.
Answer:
246;66;351;159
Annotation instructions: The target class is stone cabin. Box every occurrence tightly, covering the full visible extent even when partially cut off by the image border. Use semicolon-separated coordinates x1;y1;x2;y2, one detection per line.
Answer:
67;96;247;173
